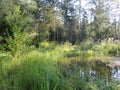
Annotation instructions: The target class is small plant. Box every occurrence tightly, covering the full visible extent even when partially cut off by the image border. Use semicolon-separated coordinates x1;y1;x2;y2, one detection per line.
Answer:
5;6;29;57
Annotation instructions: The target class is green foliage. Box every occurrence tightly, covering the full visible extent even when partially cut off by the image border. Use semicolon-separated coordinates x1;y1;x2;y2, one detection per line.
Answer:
0;0;34;52
59;60;119;90
0;0;120;89
0;36;4;50
5;6;29;56
0;36;3;42
92;41;120;56
0;42;120;90
0;50;62;90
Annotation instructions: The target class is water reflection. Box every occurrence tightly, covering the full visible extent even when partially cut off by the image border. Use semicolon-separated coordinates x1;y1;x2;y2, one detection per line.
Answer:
90;60;120;80
112;67;120;79
91;60;112;80
65;59;120;80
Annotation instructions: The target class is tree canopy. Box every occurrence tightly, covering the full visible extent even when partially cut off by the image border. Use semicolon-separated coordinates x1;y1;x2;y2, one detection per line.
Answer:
0;0;120;50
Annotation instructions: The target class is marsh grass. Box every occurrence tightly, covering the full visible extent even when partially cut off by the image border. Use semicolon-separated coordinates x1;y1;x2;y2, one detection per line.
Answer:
0;41;120;90
0;50;63;90
59;60;119;90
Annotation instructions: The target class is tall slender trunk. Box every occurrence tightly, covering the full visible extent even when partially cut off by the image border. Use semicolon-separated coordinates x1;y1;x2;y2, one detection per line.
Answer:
78;0;81;42
53;10;56;41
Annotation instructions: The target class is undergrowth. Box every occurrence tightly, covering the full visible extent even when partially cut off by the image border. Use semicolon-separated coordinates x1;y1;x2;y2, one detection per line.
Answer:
0;41;120;90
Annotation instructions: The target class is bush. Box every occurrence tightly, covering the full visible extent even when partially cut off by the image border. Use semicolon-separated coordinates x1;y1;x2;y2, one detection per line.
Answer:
0;50;63;90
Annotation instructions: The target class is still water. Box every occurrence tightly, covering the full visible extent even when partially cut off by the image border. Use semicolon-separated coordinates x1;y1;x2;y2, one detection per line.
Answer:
88;60;120;80
61;57;120;81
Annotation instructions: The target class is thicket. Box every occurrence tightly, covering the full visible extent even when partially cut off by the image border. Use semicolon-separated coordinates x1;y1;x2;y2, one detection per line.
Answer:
0;42;120;90
0;0;120;90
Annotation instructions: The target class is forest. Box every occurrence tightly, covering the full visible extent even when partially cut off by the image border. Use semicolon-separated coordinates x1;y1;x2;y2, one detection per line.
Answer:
0;0;120;90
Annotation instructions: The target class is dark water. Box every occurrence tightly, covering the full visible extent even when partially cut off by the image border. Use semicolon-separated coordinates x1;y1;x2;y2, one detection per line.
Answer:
86;60;120;80
61;58;120;81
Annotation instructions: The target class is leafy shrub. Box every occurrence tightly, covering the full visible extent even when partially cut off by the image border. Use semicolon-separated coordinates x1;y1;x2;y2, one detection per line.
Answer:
0;50;63;90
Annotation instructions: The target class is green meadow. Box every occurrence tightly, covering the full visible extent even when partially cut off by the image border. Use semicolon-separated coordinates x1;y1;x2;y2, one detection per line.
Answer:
0;41;120;90
0;0;120;89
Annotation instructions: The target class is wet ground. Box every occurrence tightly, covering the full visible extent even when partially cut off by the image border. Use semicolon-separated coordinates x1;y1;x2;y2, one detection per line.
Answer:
61;57;120;80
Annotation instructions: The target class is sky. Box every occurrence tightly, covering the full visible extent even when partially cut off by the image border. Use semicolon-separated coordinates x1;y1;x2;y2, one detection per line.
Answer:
21;0;120;23
75;0;88;8
74;0;120;23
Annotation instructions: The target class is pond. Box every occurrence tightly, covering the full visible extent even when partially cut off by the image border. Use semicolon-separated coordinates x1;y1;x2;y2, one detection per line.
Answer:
88;60;120;80
60;57;120;81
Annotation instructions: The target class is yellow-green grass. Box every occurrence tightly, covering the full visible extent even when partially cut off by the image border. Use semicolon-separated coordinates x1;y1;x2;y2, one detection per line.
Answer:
0;41;120;90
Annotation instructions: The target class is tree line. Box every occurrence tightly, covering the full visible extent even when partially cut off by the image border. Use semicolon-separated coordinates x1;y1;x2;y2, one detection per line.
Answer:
0;0;120;50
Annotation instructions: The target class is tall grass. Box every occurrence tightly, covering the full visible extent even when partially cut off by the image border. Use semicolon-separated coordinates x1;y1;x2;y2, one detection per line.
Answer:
59;60;119;90
0;50;63;90
92;41;120;57
0;41;120;90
